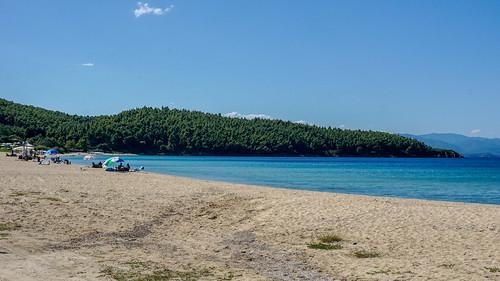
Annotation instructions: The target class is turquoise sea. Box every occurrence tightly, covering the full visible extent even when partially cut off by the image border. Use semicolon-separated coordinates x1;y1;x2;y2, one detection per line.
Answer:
68;156;500;205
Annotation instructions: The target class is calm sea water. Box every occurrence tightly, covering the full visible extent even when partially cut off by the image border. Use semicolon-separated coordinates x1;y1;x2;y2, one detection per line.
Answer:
68;156;500;205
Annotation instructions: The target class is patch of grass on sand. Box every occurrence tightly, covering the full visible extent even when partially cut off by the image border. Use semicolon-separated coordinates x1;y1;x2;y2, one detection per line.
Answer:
0;223;19;232
439;263;455;269
0;232;9;240
307;233;344;250
353;250;381;258
485;267;500;273
100;262;212;281
125;261;149;270
307;242;342;250
318;234;343;243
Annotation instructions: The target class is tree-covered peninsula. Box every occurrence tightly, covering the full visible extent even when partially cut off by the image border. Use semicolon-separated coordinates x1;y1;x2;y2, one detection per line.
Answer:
0;99;461;157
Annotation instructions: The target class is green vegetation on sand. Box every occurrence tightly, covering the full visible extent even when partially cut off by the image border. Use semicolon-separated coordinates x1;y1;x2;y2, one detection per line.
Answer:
307;242;343;250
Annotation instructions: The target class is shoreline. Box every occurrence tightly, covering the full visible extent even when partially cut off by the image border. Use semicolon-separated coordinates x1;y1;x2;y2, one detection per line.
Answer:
139;172;500;207
69;155;496;206
1;156;499;280
78;160;498;207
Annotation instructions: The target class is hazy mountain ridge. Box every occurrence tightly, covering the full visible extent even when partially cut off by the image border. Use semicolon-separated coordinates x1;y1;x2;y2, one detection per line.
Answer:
402;133;500;158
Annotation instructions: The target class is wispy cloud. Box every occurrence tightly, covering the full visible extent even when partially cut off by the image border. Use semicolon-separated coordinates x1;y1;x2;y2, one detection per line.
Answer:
223;112;273;120
338;124;346;129
81;63;94;67
294;120;314;126
223;112;319;126
134;2;174;18
470;129;481;135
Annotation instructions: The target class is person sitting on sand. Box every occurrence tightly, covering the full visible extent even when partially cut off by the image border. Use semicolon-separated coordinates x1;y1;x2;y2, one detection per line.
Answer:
116;162;124;171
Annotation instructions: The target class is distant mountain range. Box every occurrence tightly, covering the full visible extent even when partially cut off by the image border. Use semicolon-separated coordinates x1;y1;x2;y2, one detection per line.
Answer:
402;133;500;158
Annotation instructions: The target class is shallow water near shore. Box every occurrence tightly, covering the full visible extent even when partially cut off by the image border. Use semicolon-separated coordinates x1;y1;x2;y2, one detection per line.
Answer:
69;156;500;205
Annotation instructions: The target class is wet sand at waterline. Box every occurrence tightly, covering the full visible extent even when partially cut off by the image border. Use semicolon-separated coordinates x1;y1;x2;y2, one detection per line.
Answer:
0;156;499;281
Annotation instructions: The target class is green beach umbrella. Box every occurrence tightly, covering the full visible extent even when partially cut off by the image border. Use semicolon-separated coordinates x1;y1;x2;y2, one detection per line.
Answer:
103;157;125;168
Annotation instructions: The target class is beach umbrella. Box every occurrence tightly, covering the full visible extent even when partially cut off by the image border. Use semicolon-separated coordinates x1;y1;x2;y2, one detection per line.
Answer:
45;149;58;155
103;157;125;168
83;155;95;160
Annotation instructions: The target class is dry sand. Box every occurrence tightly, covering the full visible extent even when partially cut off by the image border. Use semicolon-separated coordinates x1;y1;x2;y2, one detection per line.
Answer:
0;156;499;281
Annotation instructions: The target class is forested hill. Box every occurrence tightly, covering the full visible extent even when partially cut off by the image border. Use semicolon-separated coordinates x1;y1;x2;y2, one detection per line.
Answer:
0;99;461;157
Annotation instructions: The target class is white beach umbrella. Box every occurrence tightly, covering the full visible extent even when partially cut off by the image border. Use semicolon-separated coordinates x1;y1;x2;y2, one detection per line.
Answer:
83;155;95;160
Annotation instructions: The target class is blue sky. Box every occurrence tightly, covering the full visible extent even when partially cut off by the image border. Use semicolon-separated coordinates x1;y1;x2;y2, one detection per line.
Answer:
1;1;499;137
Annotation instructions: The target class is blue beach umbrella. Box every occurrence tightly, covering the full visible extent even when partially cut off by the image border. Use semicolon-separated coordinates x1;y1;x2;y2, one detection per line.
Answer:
45;149;59;155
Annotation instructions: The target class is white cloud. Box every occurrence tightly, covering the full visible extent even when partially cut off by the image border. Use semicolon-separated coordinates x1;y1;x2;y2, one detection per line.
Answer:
224;112;318;125
294;120;313;126
134;2;174;17
81;63;94;67
223;112;273;120
470;129;481;135
338;124;346;129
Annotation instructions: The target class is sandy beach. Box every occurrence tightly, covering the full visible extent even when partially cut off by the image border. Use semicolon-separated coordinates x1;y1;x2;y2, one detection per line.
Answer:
0;156;499;281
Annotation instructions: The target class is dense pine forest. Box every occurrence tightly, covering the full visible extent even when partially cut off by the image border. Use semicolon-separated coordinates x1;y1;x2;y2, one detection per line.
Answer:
0;98;460;157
